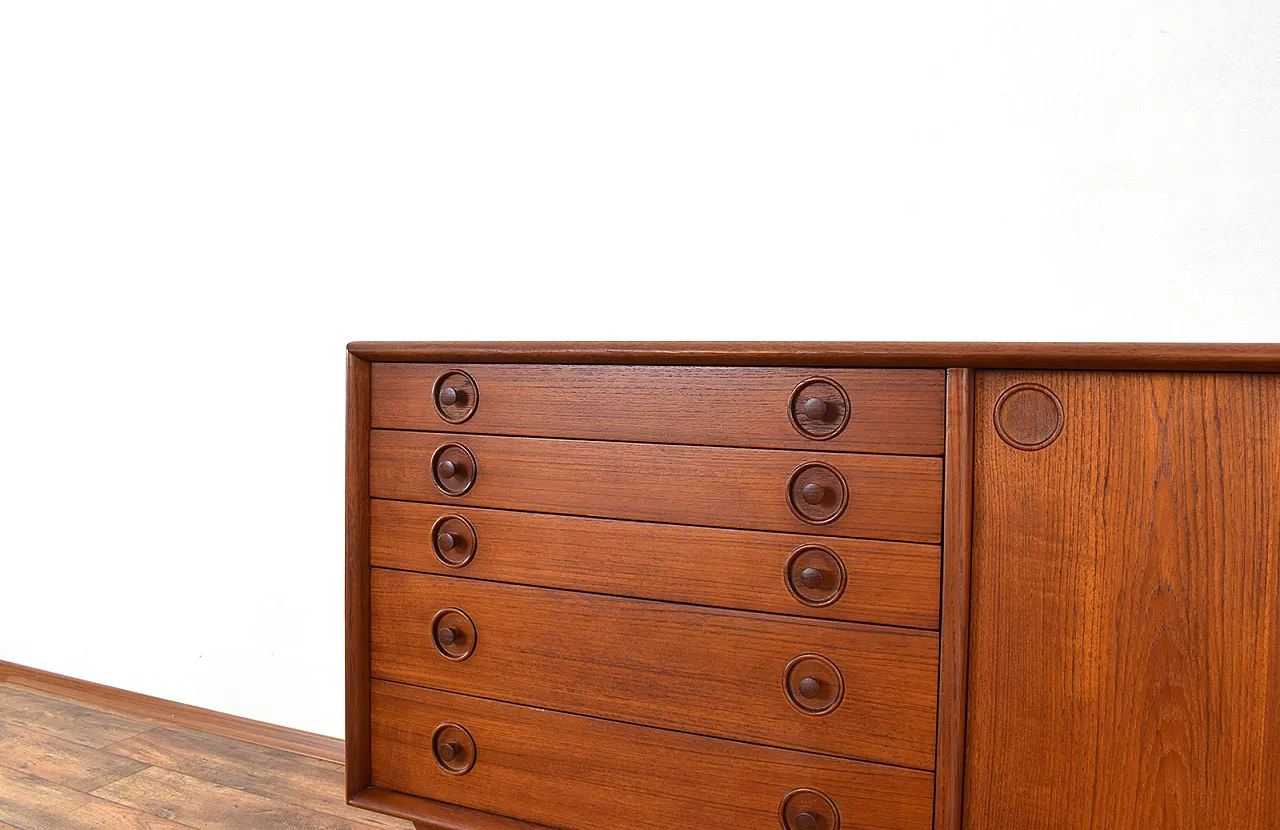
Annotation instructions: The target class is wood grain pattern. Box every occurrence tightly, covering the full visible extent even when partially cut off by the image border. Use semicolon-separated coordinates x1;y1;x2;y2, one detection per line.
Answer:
0;765;191;830
370;499;941;629
933;370;974;830
348;341;1280;372
0;682;151;750
0;722;147;792
350;788;551;830
0;662;343;762
370;430;943;544
371;363;946;456
370;680;935;830
370;570;938;769
104;726;409;830
347;354;373;796
94;766;378;830
964;371;1280;828
0;681;410;829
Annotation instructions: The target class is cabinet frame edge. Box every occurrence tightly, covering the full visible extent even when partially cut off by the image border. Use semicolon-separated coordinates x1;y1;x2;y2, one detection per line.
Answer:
346;353;373;797
934;368;976;830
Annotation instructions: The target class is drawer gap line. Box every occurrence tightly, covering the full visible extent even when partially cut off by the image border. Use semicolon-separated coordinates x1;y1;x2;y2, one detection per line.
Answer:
369;425;944;458
369;497;943;547
369;564;942;634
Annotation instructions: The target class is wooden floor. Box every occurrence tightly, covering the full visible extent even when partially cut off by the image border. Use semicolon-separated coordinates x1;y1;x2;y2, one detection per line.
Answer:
0;682;413;830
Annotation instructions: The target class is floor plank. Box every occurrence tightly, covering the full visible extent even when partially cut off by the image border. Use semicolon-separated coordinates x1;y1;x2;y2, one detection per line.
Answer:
0;765;192;830
104;726;409;829
0;684;151;749
0;721;148;791
63;796;197;829
0;681;412;830
93;766;400;830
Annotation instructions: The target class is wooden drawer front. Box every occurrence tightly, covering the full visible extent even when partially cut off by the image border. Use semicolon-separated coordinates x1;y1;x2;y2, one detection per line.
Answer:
370;431;943;544
370;570;939;769
371;500;941;629
371;680;934;830
371;363;946;456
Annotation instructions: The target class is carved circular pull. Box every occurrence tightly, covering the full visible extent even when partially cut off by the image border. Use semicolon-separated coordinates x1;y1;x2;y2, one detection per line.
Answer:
779;788;840;830
431;514;477;568
994;382;1063;451
789;378;850;440
433;370;478;424
431;443;477;496
431;608;477;661
785;545;847;608
786;464;848;525
432;722;477;775
784;654;844;716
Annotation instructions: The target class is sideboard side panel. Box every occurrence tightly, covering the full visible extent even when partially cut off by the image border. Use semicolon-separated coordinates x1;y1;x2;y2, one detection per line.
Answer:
346;353;373;798
964;371;1280;828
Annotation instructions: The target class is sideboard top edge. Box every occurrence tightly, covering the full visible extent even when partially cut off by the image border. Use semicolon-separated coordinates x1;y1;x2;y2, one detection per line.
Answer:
346;341;1280;371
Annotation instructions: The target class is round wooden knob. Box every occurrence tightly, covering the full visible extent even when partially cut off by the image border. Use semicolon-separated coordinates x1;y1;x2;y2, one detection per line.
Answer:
781;788;840;830
432;608;476;661
433;371;478;424
787;462;847;525
802;398;828;420
785;654;844;715
786;545;847;608
432;515;476;567
432;444;477;496
432;722;476;774
789;378;850;440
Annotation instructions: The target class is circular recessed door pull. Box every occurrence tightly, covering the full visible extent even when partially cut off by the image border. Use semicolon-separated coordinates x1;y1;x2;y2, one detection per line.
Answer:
431;514;477;568
431;444;477;496
785;546;847;608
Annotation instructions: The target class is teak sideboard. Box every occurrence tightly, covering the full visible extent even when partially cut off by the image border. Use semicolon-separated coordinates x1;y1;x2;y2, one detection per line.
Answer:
345;342;1280;830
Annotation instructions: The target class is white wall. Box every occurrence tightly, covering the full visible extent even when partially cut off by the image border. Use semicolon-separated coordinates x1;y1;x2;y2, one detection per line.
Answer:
1;2;1277;739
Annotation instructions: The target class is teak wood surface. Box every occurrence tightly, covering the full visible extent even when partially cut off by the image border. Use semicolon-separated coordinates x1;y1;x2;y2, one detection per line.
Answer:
964;370;1280;828
370;430;943;544
932;370;974;830
348;341;1280;372
371;363;946;456
370;499;941;629
346;354;372;799
370;569;939;770
347;342;1280;830
370;681;934;830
